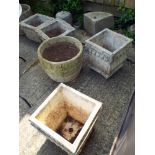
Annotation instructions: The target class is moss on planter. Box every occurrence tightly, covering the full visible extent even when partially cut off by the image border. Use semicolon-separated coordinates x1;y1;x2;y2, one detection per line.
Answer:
38;36;83;82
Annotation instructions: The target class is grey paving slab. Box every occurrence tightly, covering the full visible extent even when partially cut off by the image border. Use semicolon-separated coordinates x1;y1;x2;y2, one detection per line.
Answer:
19;36;39;77
19;97;30;120
19;35;135;155
19;64;58;108
112;95;135;155
72;29;91;44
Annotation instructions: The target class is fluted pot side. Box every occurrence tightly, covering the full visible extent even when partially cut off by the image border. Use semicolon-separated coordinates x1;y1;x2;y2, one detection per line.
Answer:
38;36;83;82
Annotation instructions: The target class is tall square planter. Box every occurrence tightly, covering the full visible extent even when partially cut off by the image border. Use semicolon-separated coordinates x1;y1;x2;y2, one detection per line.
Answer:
30;83;102;155
20;14;54;42
37;18;75;42
85;28;132;79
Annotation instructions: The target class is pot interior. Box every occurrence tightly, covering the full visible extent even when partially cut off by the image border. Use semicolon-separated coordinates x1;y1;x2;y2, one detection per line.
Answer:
90;30;129;53
42;41;79;62
42;21;65;38
26;15;48;27
36;87;95;143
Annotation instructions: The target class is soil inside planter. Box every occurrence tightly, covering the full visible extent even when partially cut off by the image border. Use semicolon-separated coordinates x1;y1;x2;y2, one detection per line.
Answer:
29;20;43;27
45;27;65;38
42;42;79;62
57;116;83;143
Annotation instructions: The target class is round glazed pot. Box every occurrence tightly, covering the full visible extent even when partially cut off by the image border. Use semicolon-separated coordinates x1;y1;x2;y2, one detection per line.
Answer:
37;36;83;82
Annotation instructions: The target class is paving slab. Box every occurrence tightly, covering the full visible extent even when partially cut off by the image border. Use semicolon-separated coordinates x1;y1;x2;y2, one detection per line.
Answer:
19;36;39;77
19;64;57;108
19;35;135;155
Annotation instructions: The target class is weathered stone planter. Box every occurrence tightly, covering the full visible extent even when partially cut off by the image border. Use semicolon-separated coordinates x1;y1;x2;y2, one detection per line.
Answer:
30;83;102;155
20;14;54;42
84;12;114;35
19;4;32;35
56;11;72;25
19;4;32;22
85;28;132;79
37;18;75;42
37;36;83;82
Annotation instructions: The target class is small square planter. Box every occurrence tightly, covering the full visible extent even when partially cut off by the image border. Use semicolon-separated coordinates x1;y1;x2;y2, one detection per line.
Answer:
30;83;102;155
37;18;75;42
84;12;114;35
20;13;54;42
85;28;132;79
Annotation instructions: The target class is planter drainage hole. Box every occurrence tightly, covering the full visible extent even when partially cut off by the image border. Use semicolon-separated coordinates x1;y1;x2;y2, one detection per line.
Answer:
56;116;83;143
69;128;73;133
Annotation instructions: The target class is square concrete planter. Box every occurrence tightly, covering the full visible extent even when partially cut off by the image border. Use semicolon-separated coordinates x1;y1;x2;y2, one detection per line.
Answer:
30;83;102;155
20;13;54;42
37;18;75;42
84;12;114;35
85;28;132;79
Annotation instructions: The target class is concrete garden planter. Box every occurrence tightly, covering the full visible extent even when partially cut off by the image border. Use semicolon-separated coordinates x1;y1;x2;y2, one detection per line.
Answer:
85;28;132;79
84;12;114;35
20;14;54;42
37;36;83;82
19;4;32;22
37;18;75;42
30;83;102;155
56;11;73;25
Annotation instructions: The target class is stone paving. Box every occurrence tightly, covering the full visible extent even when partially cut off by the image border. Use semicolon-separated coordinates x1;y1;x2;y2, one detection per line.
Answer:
19;30;135;155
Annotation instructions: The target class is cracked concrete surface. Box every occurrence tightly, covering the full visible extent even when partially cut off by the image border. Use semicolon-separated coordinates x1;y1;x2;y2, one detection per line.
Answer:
19;31;135;155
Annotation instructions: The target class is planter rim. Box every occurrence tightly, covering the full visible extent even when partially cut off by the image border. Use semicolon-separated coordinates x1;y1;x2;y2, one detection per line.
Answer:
21;4;31;14
37;36;83;64
20;13;53;27
85;28;133;55
19;4;22;18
